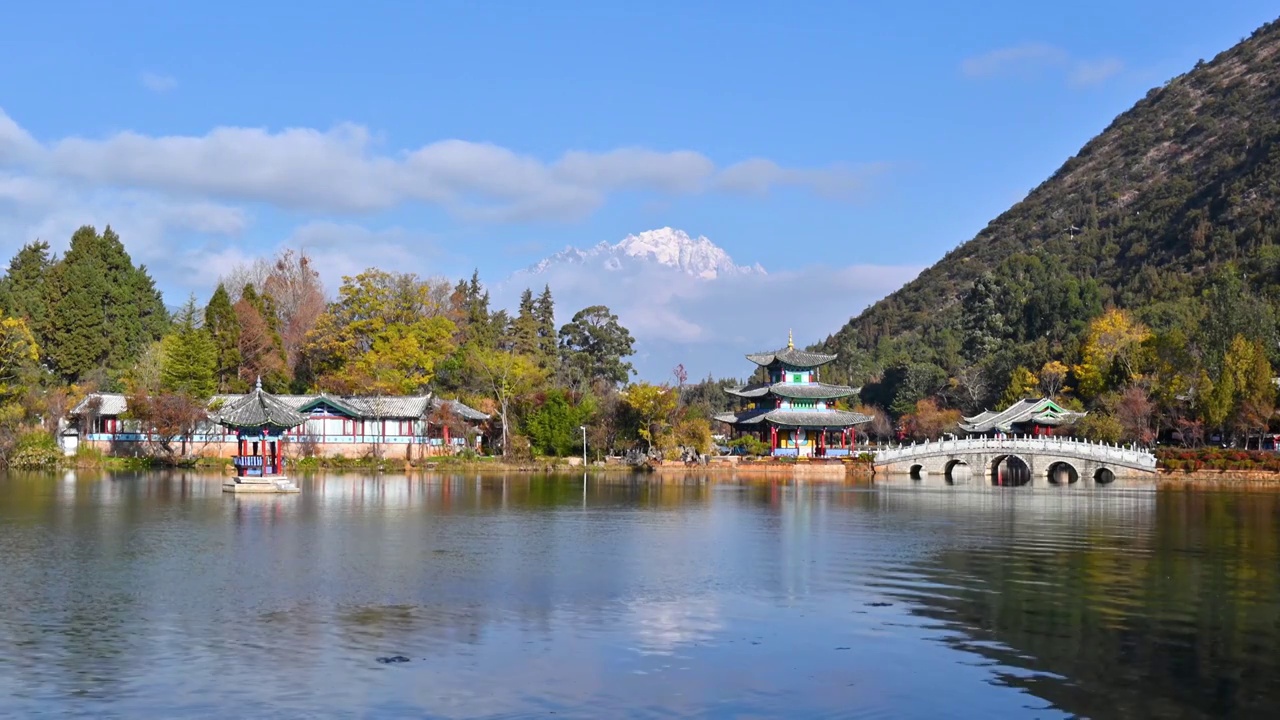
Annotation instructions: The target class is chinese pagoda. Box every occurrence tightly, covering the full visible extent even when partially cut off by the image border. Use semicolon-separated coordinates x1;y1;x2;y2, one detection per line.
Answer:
214;378;307;493
714;332;870;457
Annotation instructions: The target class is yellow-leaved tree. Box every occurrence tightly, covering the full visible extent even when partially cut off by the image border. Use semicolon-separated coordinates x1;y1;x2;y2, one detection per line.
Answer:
1074;308;1150;399
622;382;678;452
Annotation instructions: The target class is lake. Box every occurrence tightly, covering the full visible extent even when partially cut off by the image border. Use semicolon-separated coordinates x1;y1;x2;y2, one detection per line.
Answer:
0;471;1277;719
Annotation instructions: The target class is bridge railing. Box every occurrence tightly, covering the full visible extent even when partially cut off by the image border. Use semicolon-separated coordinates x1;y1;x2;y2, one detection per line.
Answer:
872;436;1157;470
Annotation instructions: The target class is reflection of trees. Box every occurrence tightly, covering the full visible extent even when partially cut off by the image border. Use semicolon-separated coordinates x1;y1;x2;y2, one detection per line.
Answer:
886;490;1280;719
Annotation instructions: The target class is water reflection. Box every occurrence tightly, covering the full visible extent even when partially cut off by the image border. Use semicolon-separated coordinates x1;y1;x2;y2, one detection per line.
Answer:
0;471;1277;717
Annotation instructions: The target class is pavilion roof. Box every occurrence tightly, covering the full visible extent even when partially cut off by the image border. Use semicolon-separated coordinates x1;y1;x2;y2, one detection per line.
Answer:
714;408;871;429
213;380;308;430
745;346;838;369
960;398;1084;434
725;381;859;400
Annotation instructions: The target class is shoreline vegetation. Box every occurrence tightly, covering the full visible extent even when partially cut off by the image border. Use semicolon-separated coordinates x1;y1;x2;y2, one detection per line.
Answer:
18;446;1280;486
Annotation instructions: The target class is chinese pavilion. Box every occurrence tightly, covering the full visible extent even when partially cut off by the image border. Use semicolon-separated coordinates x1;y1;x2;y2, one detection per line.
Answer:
214;378;307;493
714;332;870;457
959;397;1085;438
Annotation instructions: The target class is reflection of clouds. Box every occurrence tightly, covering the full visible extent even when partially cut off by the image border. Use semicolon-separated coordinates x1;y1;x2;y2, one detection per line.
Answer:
625;596;722;655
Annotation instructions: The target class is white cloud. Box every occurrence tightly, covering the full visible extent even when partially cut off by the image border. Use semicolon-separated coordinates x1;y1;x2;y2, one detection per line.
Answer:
1068;58;1126;87
0;107;882;221
140;72;178;93
961;43;1069;78
961;44;1124;88
495;254;922;380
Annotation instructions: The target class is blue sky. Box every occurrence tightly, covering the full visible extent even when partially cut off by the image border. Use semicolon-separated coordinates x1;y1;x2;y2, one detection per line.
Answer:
1;1;1276;377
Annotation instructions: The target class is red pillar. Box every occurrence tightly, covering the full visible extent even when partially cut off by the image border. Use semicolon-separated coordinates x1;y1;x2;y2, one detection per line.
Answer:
770;426;777;452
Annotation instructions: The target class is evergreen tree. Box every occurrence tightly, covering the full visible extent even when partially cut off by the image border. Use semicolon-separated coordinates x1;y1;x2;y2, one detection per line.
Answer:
43;226;167;382
160;296;217;399
534;284;558;370
511;288;539;356
0;241;54;352
204;283;242;392
558;305;635;388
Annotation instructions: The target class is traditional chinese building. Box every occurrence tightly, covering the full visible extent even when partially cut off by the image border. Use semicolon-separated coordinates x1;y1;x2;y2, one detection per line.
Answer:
959;397;1085;438
67;390;489;460
714;333;870;457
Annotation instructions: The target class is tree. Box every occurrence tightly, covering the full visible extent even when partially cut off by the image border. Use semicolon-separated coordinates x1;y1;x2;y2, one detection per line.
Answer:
160;297;217;400
471;346;545;457
42;226;167;382
221;248;328;371
999;366;1040;407
235;285;289;391
205;284;242;392
511;288;540;356
1074;308;1150;399
1220;334;1276;445
1038;360;1069;398
621;382;678;451
0;315;40;401
0;241;54;350
855;404;893;441
1111;386;1155;445
525;389;595;457
126;390;210;460
534;285;558;371
559;305;636;388
301;270;458;393
901;398;962;441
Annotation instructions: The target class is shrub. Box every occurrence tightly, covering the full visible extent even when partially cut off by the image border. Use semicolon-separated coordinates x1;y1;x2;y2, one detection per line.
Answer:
8;430;62;469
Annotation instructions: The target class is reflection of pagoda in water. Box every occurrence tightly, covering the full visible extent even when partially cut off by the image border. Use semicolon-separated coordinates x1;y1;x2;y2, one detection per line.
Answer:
714;333;871;457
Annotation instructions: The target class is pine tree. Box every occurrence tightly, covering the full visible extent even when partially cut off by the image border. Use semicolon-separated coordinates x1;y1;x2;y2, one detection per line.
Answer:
43;226;167;382
204;284;242;392
0;241;54;353
160;296;217;399
534;284;558;371
511;288;539;356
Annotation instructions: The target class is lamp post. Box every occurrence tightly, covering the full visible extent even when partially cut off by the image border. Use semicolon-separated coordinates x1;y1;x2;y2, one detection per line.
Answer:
580;426;587;467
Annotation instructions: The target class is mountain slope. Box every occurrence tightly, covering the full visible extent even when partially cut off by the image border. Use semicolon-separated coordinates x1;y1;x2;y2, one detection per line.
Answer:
522;227;765;279
819;17;1280;388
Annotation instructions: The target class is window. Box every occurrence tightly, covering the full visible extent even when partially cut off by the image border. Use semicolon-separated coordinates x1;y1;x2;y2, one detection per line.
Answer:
791;373;802;383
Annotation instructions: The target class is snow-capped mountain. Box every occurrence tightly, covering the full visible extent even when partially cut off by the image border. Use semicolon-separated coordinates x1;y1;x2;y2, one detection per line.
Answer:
523;228;766;279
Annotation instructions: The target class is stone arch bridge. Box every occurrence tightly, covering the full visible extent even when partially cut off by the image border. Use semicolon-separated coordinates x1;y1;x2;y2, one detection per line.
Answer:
873;437;1157;485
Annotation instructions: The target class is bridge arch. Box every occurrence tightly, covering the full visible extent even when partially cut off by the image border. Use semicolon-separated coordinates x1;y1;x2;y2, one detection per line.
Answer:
990;455;1031;486
944;459;971;485
1047;461;1079;485
1093;467;1116;485
909;464;924;480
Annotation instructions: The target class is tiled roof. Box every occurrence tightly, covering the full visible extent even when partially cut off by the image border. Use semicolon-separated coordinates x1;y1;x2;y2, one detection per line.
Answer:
725;381;859;400
725;383;772;398
213;382;308;429
769;382;859;400
69;393;128;416
69;391;489;422
714;408;870;428
960;398;1085;433
745;346;837;369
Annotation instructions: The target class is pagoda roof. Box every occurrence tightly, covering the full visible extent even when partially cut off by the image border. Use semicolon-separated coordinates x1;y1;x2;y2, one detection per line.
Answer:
714;408;871;429
725;381;859;400
213;380;308;430
745;346;837;369
960;398;1085;434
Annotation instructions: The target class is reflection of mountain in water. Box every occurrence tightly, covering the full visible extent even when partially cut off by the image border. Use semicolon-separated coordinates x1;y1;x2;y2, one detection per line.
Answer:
870;487;1280;719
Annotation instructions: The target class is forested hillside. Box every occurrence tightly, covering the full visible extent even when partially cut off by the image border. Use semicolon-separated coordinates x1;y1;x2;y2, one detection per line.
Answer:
818;18;1280;445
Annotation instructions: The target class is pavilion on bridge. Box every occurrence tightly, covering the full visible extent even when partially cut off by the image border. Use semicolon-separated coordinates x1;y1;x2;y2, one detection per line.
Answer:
714;332;870;457
959;397;1085;438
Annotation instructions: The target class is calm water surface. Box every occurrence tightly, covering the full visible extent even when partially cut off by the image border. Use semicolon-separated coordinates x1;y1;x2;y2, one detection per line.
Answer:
1;471;1278;719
